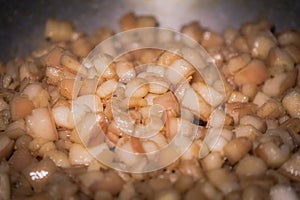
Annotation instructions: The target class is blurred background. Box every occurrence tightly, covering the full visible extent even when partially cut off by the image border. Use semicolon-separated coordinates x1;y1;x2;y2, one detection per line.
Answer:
0;0;299;62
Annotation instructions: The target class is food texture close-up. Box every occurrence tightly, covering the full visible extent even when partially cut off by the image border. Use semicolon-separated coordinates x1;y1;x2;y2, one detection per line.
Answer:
0;0;300;199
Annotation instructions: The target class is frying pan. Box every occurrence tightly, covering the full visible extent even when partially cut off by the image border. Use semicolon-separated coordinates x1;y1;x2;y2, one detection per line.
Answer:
0;0;299;62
